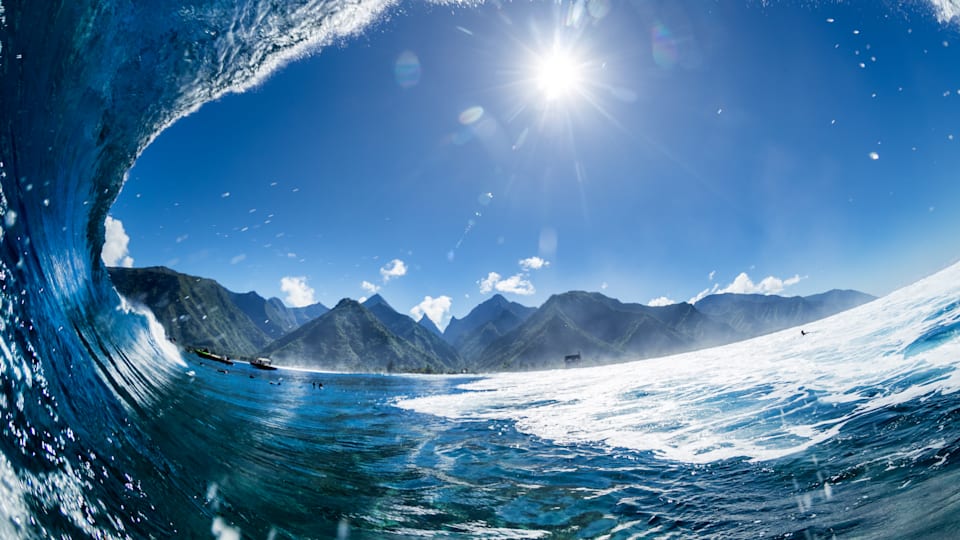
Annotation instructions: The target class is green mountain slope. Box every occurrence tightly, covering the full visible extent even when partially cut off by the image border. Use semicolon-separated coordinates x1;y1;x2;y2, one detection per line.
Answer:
259;299;456;373
110;266;875;373
108;266;273;356
478;291;740;371
443;294;535;363
363;295;463;371
694;289;876;336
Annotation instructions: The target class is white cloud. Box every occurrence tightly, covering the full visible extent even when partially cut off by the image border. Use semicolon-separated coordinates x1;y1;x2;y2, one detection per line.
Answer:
479;272;536;296
479;272;501;294
480;257;544;296
280;276;316;307
648;296;676;307
101;216;134;268
361;280;380;295
230;254;246;265
410;295;453;329
689;272;803;303
708;270;716;281
720;272;802;295
720;272;755;294
688;284;719;304
497;274;536;295
519;256;550;271
380;259;407;282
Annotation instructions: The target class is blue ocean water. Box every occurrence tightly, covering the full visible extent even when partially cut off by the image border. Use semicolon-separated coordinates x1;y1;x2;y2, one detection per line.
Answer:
2;0;960;538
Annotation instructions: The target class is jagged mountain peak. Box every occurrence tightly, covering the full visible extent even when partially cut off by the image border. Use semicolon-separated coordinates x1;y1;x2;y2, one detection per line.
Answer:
362;294;393;310
418;315;443;336
335;298;362;309
109;265;873;374
443;293;536;361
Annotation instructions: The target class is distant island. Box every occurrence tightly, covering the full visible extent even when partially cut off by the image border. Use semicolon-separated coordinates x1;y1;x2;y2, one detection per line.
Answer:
108;266;875;373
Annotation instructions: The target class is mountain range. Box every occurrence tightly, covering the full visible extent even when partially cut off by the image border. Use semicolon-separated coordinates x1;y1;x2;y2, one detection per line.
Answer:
479;292;739;371
444;294;537;365
108;266;328;356
693;290;873;336
108;266;875;372
259;299;457;373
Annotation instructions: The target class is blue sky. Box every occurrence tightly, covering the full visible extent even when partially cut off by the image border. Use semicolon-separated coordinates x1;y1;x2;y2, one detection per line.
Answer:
106;1;960;328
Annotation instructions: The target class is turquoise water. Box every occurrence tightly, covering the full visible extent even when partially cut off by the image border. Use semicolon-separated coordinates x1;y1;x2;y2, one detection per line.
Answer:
2;0;960;537
133;315;960;538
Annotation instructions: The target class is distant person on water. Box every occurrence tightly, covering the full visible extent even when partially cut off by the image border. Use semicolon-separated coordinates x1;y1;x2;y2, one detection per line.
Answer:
801;330;808;336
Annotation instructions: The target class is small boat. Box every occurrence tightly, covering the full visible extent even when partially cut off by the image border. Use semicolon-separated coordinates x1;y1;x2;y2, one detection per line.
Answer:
250;357;278;371
193;348;234;365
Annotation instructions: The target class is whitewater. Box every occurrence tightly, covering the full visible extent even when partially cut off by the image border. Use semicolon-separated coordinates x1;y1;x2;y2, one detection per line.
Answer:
398;264;960;465
2;0;960;538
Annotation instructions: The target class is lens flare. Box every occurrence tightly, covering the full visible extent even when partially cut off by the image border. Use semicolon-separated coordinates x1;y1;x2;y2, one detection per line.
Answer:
651;23;679;68
459;106;484;125
394;50;421;88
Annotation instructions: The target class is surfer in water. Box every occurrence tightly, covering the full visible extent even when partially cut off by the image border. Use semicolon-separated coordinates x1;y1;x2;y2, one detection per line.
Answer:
801;329;808;336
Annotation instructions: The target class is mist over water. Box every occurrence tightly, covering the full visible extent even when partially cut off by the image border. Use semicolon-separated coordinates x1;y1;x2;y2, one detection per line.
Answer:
1;0;960;537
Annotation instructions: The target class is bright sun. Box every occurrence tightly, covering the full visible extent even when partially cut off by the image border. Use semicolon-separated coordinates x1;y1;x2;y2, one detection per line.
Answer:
536;50;582;100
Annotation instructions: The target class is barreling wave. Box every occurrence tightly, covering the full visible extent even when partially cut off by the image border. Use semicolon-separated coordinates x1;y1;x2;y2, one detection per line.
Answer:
0;0;399;536
1;0;960;537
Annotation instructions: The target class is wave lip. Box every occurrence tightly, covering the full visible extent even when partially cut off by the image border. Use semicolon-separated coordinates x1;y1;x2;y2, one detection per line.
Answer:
930;0;960;22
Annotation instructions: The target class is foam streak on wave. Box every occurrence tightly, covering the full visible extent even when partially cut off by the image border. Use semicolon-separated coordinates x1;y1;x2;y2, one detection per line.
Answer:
930;0;960;22
398;262;960;464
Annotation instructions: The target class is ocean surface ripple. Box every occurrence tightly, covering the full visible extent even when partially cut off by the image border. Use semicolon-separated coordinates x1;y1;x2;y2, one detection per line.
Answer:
1;0;960;538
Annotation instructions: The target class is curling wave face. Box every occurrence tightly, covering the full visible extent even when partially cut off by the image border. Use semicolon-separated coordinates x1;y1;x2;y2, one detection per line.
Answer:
2;0;960;538
0;0;394;536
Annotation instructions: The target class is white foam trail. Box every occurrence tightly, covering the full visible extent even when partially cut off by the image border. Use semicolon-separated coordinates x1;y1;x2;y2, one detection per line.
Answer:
398;262;960;464
114;296;186;369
